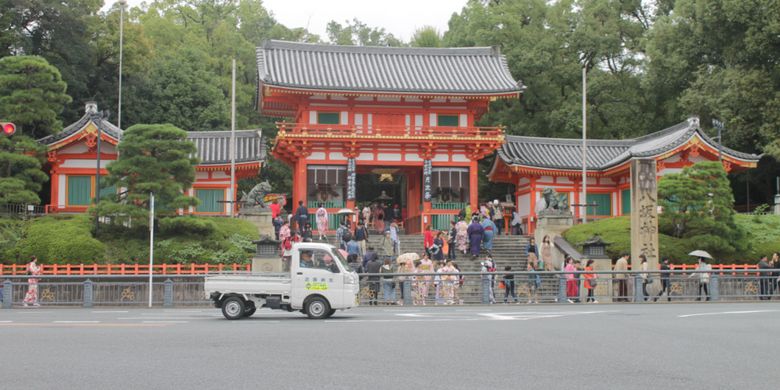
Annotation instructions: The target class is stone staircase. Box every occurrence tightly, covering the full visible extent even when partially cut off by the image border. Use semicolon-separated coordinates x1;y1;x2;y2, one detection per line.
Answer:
328;233;530;272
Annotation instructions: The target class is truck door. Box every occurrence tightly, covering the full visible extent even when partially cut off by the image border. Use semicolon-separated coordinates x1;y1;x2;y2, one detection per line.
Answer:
291;248;345;309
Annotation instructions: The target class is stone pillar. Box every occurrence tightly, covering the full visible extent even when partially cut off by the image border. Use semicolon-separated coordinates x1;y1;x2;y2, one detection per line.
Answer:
346;157;356;211
422;159;432;227
630;159;659;273
534;214;573;271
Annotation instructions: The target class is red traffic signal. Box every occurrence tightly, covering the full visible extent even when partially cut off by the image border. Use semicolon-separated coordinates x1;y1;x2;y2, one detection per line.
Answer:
1;122;15;136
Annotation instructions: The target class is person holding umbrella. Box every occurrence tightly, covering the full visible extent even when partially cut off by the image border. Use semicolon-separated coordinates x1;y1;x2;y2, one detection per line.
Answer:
688;251;713;301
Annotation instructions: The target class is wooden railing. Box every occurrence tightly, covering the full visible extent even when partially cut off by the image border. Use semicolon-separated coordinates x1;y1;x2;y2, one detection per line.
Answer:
276;122;504;139
0;263;251;276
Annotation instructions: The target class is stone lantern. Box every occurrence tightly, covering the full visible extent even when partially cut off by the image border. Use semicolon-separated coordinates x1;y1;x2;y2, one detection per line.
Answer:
251;235;282;273
580;235;611;259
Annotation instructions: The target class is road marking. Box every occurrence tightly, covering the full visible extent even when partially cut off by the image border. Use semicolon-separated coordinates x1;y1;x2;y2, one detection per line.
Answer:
117;317;203;320
0;320;12;323
678;310;778;318
142;320;189;324
0;323;169;328
92;310;129;314
327;318;482;323
53;321;100;324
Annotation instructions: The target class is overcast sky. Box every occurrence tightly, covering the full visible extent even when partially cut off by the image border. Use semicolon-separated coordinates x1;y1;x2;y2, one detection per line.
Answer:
114;0;468;42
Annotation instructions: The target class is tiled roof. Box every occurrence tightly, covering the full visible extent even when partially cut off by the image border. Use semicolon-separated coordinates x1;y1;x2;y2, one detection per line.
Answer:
39;103;264;166
498;118;760;171
187;130;265;165
256;40;524;95
38;107;122;146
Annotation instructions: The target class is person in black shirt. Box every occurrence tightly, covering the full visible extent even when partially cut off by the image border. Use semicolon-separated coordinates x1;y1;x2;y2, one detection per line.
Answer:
295;200;309;231
654;258;672;302
503;265;517;303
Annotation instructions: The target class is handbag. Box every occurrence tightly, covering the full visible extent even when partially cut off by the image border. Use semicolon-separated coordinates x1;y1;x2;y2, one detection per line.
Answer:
589;278;598;288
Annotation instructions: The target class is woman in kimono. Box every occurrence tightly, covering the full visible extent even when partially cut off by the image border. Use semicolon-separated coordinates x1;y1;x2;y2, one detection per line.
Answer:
23;256;42;307
467;217;484;258
480;217;497;256
417;254;434;304
456;218;469;254
315;203;329;240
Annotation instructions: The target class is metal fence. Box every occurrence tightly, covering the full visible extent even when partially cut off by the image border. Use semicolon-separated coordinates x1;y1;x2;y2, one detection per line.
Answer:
2;270;779;308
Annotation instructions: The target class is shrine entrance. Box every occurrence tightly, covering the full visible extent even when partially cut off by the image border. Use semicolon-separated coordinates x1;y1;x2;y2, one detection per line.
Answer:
354;166;420;232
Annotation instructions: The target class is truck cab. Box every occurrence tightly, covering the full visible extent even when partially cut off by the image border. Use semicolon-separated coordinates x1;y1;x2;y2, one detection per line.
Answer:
205;242;360;320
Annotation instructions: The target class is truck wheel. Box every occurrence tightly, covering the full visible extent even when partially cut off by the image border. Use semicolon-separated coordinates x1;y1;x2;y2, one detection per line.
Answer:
221;296;245;320
243;303;257;318
305;297;330;319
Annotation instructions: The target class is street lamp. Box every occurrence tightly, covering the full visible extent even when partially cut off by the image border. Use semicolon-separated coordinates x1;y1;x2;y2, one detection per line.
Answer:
118;0;126;129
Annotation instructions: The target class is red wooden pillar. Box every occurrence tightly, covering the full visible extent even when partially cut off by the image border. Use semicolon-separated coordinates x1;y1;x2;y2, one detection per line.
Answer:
50;168;59;212
469;159;478;211
573;178;581;221
292;158;307;211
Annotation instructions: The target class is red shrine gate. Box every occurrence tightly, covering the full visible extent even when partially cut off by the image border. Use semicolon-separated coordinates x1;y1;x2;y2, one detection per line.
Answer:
256;40;524;232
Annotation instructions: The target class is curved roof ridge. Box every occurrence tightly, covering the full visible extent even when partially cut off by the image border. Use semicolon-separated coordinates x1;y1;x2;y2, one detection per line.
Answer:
262;39;498;56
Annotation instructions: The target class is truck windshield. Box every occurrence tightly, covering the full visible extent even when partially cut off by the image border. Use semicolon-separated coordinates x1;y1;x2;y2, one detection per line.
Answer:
332;249;351;271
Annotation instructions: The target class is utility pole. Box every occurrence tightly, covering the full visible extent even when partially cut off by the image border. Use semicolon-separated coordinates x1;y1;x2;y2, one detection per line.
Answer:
581;62;588;224
230;59;237;218
118;0;126;129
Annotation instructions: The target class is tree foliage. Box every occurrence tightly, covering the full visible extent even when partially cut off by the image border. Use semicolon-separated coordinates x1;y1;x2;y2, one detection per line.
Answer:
657;162;745;257
101;123;198;216
410;26;442;47
0;135;48;205
326;18;403;46
0;55;72;138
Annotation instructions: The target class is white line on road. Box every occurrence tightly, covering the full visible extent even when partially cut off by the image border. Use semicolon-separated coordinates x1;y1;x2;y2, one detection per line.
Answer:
117;317;204;320
678;310;778;318
0;320;12;323
142;320;189;324
53;321;100;324
91;310;129;314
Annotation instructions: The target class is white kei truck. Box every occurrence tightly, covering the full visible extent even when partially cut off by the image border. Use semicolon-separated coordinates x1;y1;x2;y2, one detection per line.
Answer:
205;242;360;320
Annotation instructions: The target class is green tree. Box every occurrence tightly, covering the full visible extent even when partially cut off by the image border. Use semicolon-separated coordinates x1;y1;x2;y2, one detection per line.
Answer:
658;162;745;257
101;123;199;217
410;26;442;47
0;135;48;205
0;55;72;138
326;18;403;46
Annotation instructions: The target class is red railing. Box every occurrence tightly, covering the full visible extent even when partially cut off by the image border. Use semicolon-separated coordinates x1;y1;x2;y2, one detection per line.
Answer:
276;122;503;139
0;263;251;276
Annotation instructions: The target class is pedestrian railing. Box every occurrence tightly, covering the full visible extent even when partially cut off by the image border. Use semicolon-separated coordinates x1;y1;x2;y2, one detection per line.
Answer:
2;270;779;308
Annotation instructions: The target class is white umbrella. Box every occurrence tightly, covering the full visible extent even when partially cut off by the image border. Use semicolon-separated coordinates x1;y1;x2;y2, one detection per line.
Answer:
688;250;713;259
336;208;355;215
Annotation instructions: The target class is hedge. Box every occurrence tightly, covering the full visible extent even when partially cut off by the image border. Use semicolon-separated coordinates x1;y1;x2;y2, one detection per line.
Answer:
562;214;780;264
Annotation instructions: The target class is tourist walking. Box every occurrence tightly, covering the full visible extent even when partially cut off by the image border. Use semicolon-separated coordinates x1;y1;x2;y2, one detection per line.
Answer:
362;246;379;271
540;235;553;271
379;232;395;261
655;258;672;302
294;200;309;231
380;259;396;305
456;218;469;254
691;257;711;301
301;223;313;242
423;225;435;256
527;254;541;304
467;217;485;258
395;256;416;305
432;231;445;261
640;255;650;301
511;209;522;235
481;257;497;304
481;216;497;256
447;221;458;260
451;261;463;304
315;203;329;240
365;255;382;306
772;252;780;297
503;266;517;303
389;222;400;255
614;254;629;302
584;259;597;303
526;237;538;259
492;200;504;235
564;257;578;303
758;255;772;300
354;221;369;257
362;205;371;228
23;256;42;307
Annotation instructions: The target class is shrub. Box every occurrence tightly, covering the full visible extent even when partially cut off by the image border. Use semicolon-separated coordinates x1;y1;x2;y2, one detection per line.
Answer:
14;215;105;264
158;217;216;236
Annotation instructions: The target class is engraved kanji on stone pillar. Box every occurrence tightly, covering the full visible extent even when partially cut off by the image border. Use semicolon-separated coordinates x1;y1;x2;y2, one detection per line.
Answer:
630;158;659;272
346;158;356;201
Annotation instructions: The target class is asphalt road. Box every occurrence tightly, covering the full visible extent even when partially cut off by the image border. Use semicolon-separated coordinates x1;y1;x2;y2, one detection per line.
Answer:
1;302;778;390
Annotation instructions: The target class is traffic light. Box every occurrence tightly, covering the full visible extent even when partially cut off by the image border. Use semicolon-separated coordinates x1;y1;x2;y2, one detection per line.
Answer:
1;122;15;136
